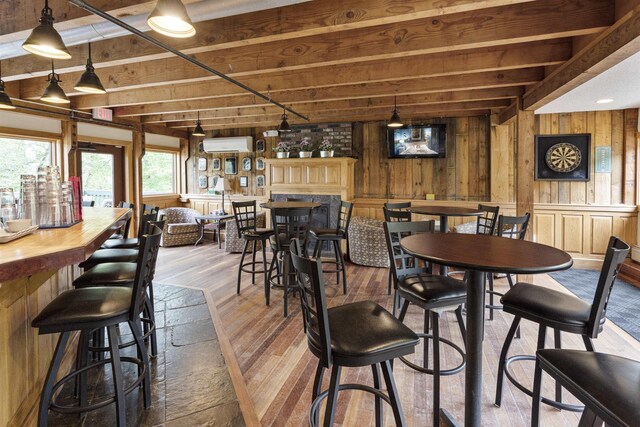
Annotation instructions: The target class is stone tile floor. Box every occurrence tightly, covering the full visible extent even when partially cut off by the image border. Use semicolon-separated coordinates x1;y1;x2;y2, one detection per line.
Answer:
49;284;245;426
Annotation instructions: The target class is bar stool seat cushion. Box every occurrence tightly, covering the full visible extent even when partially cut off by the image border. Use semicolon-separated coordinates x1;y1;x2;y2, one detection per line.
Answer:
400;273;467;305
537;349;640;426
245;227;274;238
309;300;418;360
73;262;137;288
101;238;139;249
32;287;131;333
78;248;139;270
501;283;591;330
309;228;344;239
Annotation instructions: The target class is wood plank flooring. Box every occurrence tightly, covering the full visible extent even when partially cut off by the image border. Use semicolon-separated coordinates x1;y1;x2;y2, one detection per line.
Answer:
154;242;640;426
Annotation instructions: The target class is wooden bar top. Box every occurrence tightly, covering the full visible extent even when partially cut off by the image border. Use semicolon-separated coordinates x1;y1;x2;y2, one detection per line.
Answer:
0;208;132;282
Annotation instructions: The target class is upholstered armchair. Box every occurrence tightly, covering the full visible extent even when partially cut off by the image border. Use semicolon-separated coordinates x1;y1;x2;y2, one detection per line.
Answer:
161;207;201;247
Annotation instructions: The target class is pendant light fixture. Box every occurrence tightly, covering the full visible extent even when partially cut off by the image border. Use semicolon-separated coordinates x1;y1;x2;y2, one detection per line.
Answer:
387;96;403;128
278;107;291;133
74;43;106;94
147;0;196;38
22;0;71;59
41;61;69;104
192;111;206;136
0;62;16;110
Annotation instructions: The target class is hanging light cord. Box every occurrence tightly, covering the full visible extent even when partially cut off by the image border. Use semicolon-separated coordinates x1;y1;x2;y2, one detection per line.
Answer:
68;0;309;122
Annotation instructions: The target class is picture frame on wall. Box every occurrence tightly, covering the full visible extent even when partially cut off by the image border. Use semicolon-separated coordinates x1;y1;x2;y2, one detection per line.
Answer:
255;139;265;152
198;175;208;188
197;158;207;171
534;134;591;181
212;158;221;171
256;157;265;171
239;176;248;187
256;174;265;188
224;157;238;175
242;157;252;171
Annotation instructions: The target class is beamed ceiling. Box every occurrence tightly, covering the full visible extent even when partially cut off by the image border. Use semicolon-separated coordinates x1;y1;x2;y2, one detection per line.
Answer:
2;0;640;132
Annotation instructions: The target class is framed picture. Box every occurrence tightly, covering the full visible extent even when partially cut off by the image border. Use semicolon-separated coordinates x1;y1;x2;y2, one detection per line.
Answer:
256;174;265;188
198;175;208;188
242;157;252;171
256;157;265;171
256;139;265;152
535;134;591;181
239;176;248;187
224;157;238;175
411;127;422;141
197;158;207;171
212;158;221;171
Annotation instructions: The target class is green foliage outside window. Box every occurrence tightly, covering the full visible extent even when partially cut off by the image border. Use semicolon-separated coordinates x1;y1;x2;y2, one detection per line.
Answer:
0;137;51;191
143;150;176;195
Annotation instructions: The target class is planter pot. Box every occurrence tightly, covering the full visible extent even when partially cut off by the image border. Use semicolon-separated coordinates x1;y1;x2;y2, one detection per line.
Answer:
299;151;313;158
320;150;334;158
276;152;290;159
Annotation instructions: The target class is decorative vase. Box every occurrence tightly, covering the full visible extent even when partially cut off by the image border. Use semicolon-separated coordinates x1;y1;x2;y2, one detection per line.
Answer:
299;151;313;158
320;150;334;158
276;151;290;159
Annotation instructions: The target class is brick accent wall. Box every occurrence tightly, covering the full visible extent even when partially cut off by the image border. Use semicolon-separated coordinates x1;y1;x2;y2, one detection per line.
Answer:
279;122;353;156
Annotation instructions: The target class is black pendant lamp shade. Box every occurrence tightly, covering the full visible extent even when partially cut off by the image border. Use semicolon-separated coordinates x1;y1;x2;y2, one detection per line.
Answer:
74;43;106;94
0;62;16;110
192;111;205;136
41;61;69;104
22;0;71;59
147;0;196;38
387;96;403;128
278;108;291;132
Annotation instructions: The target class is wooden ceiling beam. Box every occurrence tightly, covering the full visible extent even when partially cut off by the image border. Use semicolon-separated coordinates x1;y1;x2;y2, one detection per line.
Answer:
2;0;537;79
15;0;609;98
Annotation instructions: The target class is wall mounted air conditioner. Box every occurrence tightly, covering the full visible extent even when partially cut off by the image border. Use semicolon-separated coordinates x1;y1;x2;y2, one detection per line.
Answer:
202;136;253;152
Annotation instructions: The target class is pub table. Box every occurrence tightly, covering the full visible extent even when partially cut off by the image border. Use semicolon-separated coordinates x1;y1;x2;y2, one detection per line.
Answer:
408;205;483;233
194;213;234;247
400;233;573;427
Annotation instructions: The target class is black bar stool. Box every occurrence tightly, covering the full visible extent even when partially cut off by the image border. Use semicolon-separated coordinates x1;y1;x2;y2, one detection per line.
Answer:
495;236;629;414
102;211;158;249
383;203;411;295
309;200;353;294
232;200;274;302
107;201;135;240
290;238;419;427
384;220;467;427
32;225;162;426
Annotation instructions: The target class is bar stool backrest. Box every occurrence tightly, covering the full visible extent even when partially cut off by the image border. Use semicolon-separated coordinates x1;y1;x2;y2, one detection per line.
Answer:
143;204;159;215
232;200;259;238
271;207;312;251
587;236;630;338
130;224;163;322
383;206;411;222
290;238;332;368
117;201;134;209
336;201;353;236
137;211;160;240
383;220;435;287
384;202;411;210
497;213;530;240
476;204;500;235
116;201;135;237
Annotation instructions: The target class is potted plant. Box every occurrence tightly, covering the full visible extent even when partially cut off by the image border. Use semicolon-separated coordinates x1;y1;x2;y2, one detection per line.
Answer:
319;138;335;157
273;140;291;158
298;137;313;158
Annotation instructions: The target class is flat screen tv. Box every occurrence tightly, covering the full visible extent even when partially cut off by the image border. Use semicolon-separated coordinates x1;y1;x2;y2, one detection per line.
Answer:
387;124;446;158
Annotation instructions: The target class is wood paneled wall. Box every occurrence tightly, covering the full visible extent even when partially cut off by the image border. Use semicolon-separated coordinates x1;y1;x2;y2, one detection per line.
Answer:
353;117;490;201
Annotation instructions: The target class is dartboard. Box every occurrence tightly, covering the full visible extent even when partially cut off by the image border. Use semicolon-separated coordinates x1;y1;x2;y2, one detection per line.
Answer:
545;143;582;173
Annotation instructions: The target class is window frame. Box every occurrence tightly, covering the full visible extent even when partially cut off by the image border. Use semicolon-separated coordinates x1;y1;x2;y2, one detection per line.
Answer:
0;133;57;189
142;146;179;196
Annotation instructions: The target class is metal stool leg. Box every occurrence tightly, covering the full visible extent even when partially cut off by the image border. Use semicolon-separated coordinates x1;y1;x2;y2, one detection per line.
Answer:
323;365;342;427
130;319;152;408
312;361;324;427
107;325;126;426
251;240;258;284
495;316;521;407
237;240;250;294
371;363;383;427
380;359;407;426
38;332;71;427
432;311;441;427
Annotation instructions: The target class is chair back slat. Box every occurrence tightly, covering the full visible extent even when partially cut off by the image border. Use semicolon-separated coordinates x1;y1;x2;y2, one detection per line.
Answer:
137;211;159;240
497;213;530;241
383;206;412;222
587;236;630;338
476;204;500;235
130;224;163;321
290;238;332;368
336;201;353;235
384;220;435;288
271;207;312;251
232;200;260;238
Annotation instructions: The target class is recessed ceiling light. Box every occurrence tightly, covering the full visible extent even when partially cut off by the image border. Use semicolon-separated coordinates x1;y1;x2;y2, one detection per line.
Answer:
596;98;614;104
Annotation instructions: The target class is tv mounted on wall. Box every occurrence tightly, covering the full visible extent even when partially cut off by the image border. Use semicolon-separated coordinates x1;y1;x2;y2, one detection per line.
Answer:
387;124;447;158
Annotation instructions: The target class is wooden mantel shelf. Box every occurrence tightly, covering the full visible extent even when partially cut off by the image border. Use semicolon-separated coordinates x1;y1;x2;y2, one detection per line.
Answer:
0;207;131;282
264;157;356;200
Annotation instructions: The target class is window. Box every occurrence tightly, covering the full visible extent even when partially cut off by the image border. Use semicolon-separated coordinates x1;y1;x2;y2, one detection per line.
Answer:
0;136;52;191
142;150;176;195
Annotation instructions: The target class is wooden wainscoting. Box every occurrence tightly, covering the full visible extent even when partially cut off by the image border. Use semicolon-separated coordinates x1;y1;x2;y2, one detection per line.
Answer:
352;198;637;267
183;194;269;215
142;194;182;210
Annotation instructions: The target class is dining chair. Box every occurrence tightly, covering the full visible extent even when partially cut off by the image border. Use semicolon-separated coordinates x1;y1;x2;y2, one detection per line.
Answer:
532;349;640;427
289;238;419;427
383;220;467;427
495;236;629;415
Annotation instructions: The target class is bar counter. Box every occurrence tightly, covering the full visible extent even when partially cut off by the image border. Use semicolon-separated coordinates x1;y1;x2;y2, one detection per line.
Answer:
0;207;132;426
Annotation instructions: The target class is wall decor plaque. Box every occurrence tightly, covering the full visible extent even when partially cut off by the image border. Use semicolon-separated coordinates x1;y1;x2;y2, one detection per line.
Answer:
535;134;590;181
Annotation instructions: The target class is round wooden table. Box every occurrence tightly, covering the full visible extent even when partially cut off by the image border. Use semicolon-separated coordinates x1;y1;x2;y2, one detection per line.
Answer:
408;205;482;233
400;233;573;427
